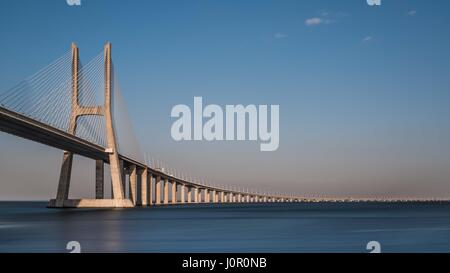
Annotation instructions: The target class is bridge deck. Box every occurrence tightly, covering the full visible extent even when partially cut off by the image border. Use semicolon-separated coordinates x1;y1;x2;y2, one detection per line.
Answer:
0;106;108;161
0;106;295;204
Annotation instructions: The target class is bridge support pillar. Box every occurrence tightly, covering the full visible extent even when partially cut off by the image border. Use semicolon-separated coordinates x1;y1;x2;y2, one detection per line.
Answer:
95;160;104;199
163;178;169;204
55;152;73;207
155;176;161;205
149;174;154;205
140;169;148;206
187;187;192;203
180;184;186;203
205;189;210;203
119;160;125;198
194;188;199;203
129;165;137;205
212;190;217;203
171;181;177;204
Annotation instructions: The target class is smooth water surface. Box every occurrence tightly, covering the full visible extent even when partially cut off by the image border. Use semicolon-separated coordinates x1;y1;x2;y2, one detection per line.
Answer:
1;202;450;252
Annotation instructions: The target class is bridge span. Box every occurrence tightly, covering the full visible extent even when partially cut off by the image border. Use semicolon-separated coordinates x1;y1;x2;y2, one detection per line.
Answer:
0;42;302;208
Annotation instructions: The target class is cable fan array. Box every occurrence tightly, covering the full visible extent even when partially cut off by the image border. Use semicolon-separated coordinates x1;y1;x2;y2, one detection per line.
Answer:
111;62;144;162
0;50;144;162
0;51;105;148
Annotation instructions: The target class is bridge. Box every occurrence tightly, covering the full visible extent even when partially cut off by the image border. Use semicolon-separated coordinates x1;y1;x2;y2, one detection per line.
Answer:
0;43;303;208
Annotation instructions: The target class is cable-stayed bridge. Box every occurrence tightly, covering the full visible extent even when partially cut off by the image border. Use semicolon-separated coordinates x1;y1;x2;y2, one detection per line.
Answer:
0;43;303;208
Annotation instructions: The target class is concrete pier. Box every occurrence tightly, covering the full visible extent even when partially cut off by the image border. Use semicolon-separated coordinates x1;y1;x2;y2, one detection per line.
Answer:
95;160;104;199
194;188;199;203
155;176;161;205
180;184;186;203
129;165;137;205
205;189;210;203
212;190;216;203
163;178;169;204
187;187;192;203
149;174;153;205
171;181;177;204
140;169;148;206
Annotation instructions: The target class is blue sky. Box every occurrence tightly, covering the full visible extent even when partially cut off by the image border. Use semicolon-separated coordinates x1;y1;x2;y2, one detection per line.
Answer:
1;0;450;199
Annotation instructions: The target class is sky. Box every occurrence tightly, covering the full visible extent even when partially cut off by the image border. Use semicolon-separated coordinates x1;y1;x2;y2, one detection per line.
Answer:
1;0;450;200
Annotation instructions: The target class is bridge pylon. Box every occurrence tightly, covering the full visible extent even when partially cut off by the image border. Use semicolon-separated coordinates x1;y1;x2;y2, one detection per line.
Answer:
48;42;133;208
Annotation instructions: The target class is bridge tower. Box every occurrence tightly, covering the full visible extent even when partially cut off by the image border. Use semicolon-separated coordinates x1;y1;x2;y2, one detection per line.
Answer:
49;43;133;208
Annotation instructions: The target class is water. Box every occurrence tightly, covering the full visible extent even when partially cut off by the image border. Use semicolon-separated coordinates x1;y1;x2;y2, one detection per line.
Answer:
1;201;450;253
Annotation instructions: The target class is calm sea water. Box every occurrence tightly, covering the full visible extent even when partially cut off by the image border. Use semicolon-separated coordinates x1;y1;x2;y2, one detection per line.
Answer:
0;201;450;253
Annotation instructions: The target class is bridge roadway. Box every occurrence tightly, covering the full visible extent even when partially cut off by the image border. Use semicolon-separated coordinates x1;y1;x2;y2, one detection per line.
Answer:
0;105;301;206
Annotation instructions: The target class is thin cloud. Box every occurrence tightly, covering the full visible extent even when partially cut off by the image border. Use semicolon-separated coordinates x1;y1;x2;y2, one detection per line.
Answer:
305;11;343;27
305;17;323;26
408;10;417;16
274;33;288;39
362;36;373;43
